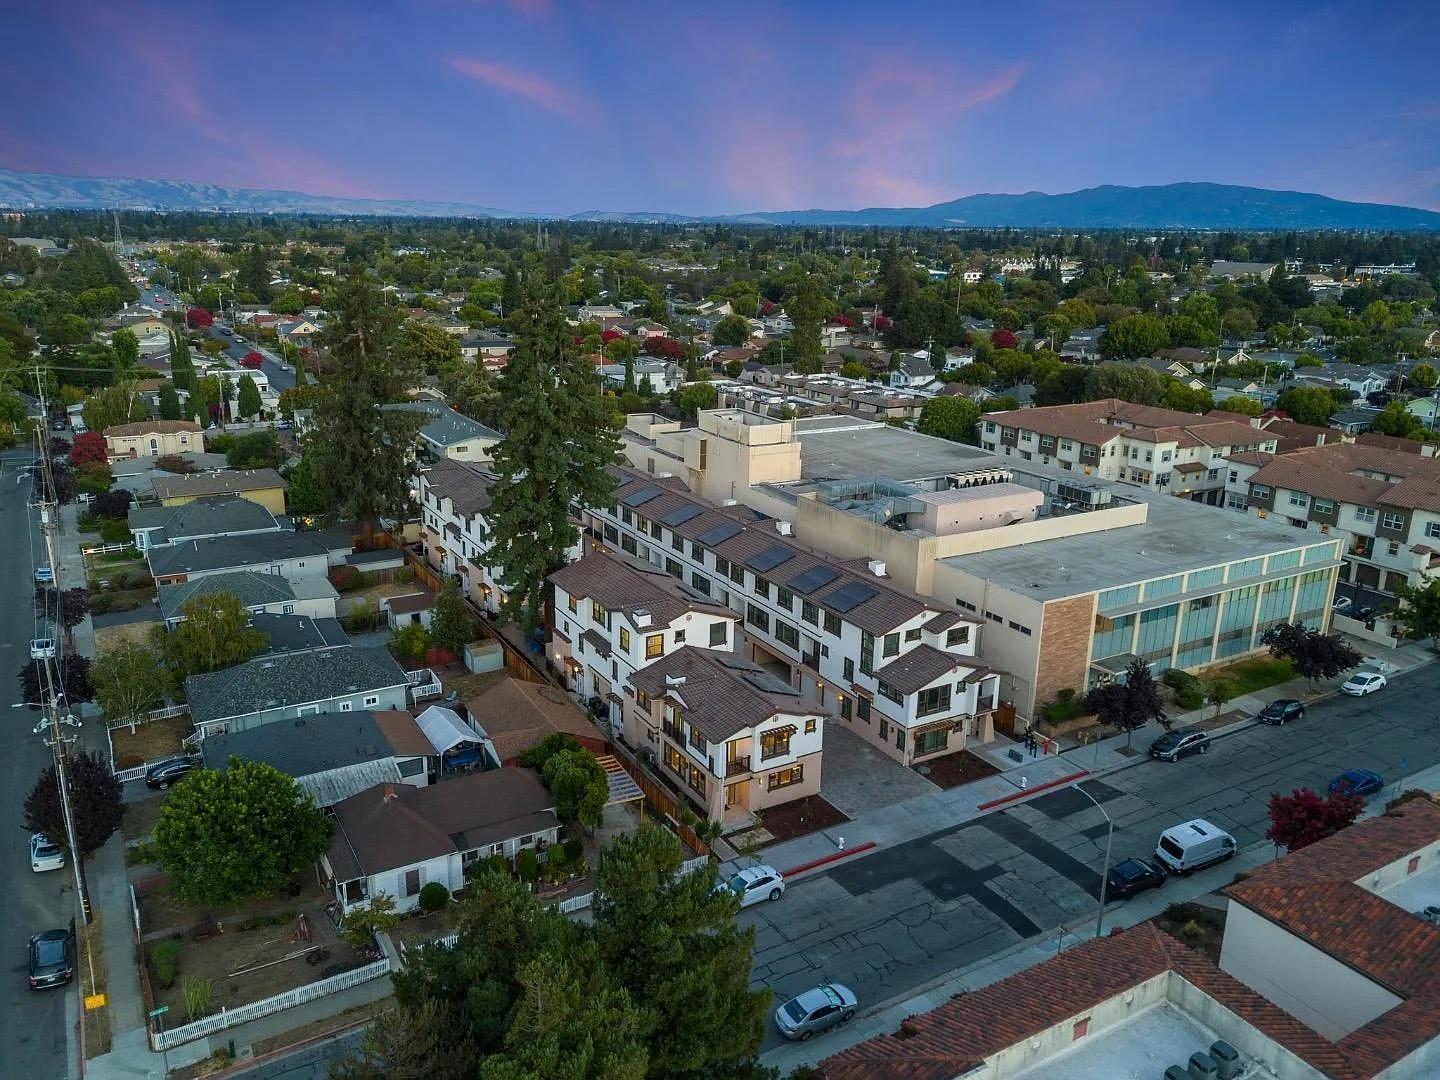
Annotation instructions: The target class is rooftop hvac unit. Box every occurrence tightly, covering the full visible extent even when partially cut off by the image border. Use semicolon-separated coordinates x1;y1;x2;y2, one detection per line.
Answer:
1208;1042;1240;1080
1187;1051;1218;1080
1165;1068;1190;1080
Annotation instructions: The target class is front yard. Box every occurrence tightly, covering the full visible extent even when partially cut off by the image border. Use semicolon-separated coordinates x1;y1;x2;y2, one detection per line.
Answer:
1203;656;1297;696
110;714;192;768
914;750;1001;790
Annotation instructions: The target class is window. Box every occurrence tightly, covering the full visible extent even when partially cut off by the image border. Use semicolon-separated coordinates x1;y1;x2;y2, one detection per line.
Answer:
915;728;948;755
1313;498;1335;515
636;690;651;711
404;869;421;897
620;627;632;652
649;520;663;539
1288;492;1309;509
904;628;921;643
1354;506;1377;524
860;631;875;675
621;508;632;525
1060;439;1073;452
857;697;871;723
804;718;817;734
878;681;904;705
1228;470;1238;484
1073;1018;1090;1041
691;572;711;595
1383;511;1405;531
801;600;819;625
645;634;663;659
339;701;352;712
775;621;800;650
621;534;637;555
760;728;793;760
363;694;380;707
823;612;841;636
1007;620;1033;636
1389;541;1401;557
592;602;610;628
567;593;578;613
665;558;683;577
1250;484;1272;499
729;563;745;585
843;657;855;681
671;533;683;551
895;727;905;750
917;685;952;717
1427;522;1440;540
840;696;852;719
767;764;804;791
282;603;294;614
709;621;728;647
746;604;770;633
754;576;771;600
714;556;730;576
883;632;900;657
777;587;795;610
946;625;970;648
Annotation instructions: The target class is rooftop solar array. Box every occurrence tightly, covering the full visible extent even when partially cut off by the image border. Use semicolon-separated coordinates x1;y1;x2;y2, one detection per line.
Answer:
696;521;743;545
621;486;664;507
825;581;878;613
747;544;797;573
661;504;703;527
788;565;840;594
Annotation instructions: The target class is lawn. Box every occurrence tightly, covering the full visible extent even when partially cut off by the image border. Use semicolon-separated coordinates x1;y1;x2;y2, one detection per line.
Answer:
93;620;162;652
110;715;193;767
1205;656;1297;696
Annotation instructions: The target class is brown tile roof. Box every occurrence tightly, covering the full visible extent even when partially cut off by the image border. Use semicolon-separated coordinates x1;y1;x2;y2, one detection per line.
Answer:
629;646;822;743
1245;441;1440;512
873;644;970;695
371;710;433;757
104;419;202;437
1356;432;1425;455
421;457;495;517
467;678;606;761
1246;455;1394;508
1227;450;1275;467
1379;473;1440;512
1262;418;1335;453
328;767;556;879
152;468;287;499
985;400;1270;454
550;550;734;629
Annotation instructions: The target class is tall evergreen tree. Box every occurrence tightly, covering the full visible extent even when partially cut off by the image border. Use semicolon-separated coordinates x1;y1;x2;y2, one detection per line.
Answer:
487;279;620;630
236;374;262;419
788;273;826;374
169;331;196;394
158;380;181;420
306;268;421;532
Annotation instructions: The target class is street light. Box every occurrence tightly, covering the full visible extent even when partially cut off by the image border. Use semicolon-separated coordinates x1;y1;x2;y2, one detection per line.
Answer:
1073;781;1114;941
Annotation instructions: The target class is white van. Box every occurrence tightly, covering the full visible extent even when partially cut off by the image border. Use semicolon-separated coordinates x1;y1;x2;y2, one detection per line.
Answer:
1155;819;1236;876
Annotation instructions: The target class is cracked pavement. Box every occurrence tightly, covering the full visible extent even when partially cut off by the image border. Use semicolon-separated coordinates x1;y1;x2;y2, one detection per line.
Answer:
744;660;1440;1048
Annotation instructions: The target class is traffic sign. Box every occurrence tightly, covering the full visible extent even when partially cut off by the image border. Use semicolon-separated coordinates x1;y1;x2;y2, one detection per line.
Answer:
84;993;106;1010
148;1005;169;1018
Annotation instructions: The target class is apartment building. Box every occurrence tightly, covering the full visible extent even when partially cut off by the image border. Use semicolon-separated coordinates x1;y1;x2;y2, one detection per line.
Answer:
772;372;930;421
417;457;508;615
548;550;739;723
583;467;1000;768
978;400;1278;505
625;646;825;826
1225;441;1440;596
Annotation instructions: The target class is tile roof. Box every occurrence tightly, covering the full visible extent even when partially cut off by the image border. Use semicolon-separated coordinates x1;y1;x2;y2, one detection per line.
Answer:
420;457;495;517
550;550;735;630
873;643;971;695
104;419;202;437
185;646;408;725
466;678;605;761
327;768;556;881
1245;441;1440;512
628;646;822;743
984;399;1271;453
152;468;287;500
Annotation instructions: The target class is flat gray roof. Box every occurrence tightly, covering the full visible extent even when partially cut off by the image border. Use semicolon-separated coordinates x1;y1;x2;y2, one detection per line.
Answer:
947;481;1335;601
793;418;993;484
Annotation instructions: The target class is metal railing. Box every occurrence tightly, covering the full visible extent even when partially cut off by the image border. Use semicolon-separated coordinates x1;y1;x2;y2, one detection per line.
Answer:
151;957;393;1051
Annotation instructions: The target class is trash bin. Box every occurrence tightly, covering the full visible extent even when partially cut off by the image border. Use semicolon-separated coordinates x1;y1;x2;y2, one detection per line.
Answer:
1209;1041;1240;1080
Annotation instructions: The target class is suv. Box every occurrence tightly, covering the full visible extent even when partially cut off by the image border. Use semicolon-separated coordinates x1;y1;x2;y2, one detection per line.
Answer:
719;865;786;909
1104;857;1167;900
1257;699;1304;725
1149;727;1211;762
144;755;202;789
28;928;74;990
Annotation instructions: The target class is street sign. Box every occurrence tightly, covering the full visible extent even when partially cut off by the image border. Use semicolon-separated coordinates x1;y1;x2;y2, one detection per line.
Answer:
84;993;106;1010
148;1005;169;1018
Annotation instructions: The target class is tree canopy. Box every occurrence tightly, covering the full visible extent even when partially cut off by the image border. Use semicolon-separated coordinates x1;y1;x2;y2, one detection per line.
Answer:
160;592;268;684
1266;787;1363;852
24;749;123;857
1084;658;1166;749
1260;622;1360;686
916;396;981;444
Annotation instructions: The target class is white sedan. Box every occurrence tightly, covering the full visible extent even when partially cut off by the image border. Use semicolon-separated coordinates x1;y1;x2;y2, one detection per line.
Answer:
1341;671;1387;696
30;834;64;873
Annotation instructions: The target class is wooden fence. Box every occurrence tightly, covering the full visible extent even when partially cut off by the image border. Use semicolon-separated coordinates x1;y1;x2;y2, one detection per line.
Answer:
606;739;708;855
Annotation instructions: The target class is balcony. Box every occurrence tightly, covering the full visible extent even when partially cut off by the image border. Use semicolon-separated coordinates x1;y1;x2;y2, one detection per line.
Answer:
661;721;685;744
724;756;751;776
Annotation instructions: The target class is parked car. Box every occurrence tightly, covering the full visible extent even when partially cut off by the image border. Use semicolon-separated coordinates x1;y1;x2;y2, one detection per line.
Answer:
1257;699;1305;725
29;638;56;660
144;755;203;789
1341;671;1386;696
33;566;53;585
1104;857;1167;900
719;865;786;908
774;982;857;1040
1329;768;1383;798
28;928;74;990
1154;819;1237;876
1331;596;1353;613
29;834;64;873
1149;727;1212;762
50;419;67;432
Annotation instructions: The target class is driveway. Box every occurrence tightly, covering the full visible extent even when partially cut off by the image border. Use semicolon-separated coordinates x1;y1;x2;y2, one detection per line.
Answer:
816;717;938;818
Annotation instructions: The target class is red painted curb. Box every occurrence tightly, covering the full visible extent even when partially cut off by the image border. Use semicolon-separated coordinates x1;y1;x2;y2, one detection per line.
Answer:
780;840;878;879
975;770;1090;812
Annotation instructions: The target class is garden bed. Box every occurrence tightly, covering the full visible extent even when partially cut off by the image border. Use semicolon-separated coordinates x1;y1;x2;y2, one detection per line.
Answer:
1151;901;1227;964
110;714;193;766
756;795;850;845
914;750;1001;790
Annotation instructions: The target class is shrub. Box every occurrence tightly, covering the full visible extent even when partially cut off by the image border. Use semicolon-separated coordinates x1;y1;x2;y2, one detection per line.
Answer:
90;594;114;614
154;455;196;474
183;976;214;1020
515;848;539;884
98;518;132;544
1041;696;1087;724
150;939;181;989
1180;920;1205;945
77;512;100;533
417;881;450;913
562;838;584;864
328;565;361;592
1163;669;1204;710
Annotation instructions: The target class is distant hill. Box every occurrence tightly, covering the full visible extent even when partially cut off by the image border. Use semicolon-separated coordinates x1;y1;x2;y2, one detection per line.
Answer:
3;169;1438;231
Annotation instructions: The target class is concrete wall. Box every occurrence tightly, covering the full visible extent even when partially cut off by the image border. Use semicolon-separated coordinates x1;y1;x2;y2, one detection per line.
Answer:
913;485;1043;537
1219;901;1400;1039
1166;974;1330;1080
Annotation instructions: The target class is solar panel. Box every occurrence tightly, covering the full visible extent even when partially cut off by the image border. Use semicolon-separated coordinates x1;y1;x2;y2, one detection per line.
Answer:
696;521;742;545
825;581;878;613
747;544;796;573
661;504;703;527
621;486;663;507
788;565;840;594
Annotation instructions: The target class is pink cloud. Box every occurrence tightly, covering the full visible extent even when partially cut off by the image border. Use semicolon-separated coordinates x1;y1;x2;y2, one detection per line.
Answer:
446;56;587;118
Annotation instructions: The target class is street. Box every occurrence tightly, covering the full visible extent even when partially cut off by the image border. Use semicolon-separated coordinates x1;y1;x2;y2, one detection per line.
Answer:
741;661;1440;1051
135;278;298;392
0;447;75;1078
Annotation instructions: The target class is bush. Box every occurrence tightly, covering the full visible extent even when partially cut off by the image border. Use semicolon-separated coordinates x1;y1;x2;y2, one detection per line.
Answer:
154;455;196;474
1041;696;1087;724
90;594;114;615
562;838;583;864
417;881;450;913
1163;669;1204;710
98;518;132;544
515;848;539;884
77;512;100;533
328;565;361;592
150;939;181;989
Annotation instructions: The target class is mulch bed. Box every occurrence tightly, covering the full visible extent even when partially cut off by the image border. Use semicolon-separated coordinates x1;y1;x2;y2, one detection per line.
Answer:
759;795;850;845
913;750;1001;790
1152;901;1227;964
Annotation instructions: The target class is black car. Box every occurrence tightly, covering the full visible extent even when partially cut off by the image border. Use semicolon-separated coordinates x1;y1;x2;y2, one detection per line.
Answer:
144;754;202;789
1149;727;1211;762
1257;699;1305;725
28;928;74;990
1104;857;1167;900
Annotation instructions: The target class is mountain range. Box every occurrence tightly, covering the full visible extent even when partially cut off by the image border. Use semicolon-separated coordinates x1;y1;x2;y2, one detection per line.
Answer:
3;168;1439;231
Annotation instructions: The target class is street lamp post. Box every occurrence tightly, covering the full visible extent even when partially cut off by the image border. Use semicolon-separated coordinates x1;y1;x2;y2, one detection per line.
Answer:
1074;782;1114;941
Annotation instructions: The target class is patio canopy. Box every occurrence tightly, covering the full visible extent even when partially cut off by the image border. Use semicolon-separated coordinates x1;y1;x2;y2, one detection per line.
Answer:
414;705;480;755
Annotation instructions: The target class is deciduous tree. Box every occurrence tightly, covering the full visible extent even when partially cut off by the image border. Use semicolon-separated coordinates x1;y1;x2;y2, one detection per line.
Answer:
1098;314;1170;359
916;396;981;444
162;592;268;682
429;580;476;654
92;641;168;728
1266;787;1363;851
17;656;93;705
24;749;123;856
712;315;751;348
70;430;108;466
239;350;264;370
541;749;608;827
1084;658;1167;750
1260;622;1360;688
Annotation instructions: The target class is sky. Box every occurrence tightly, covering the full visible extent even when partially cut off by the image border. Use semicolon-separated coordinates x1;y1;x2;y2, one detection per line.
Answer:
4;0;1440;215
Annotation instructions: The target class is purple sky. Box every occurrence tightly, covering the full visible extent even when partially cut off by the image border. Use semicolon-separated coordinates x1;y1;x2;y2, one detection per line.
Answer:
5;0;1440;214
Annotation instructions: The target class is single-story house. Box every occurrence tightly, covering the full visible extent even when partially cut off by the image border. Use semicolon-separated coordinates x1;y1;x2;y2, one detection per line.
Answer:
200;709;431;806
320;768;560;914
157;570;339;627
466;677;608;764
128;494;286;553
147;531;334;586
104;420;205;460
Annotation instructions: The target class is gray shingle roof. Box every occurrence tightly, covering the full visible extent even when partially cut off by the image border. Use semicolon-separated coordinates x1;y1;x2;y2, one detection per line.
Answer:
185;646;408;725
381;401;501;448
148;532;331;578
151;468;287;500
157;570;298;620
250;614;349;656
628;646;822;744
129;494;282;546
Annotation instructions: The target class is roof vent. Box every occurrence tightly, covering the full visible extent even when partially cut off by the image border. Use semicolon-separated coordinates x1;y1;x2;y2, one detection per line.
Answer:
775;520;793;536
664;675;687;688
867;559;887;578
723;498;738;506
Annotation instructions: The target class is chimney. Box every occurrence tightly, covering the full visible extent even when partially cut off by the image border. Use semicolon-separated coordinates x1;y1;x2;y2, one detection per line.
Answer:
383;784;396;802
633;608;652;628
775;520;793;536
867;559;887;578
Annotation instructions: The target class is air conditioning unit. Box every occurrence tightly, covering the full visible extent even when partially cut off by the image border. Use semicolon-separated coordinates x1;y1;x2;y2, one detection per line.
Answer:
776;520;793;536
867;559;887;578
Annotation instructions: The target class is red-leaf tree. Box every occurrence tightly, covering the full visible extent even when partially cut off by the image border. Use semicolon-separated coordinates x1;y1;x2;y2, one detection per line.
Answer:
186;307;214;329
759;299;777;316
240;351;264;369
873;314;893;331
1266;787;1363;852
991;328;1018;349
601;328;624;343
641;336;683;359
71;431;108;467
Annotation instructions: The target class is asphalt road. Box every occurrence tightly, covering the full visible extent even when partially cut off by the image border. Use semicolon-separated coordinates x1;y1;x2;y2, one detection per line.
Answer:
0;448;75;1077
741;660;1440;1050
134;279;298;392
231;1029;366;1079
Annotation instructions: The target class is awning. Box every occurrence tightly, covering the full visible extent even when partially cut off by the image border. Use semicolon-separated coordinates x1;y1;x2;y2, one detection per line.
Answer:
910;716;959;737
414;705;480;754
